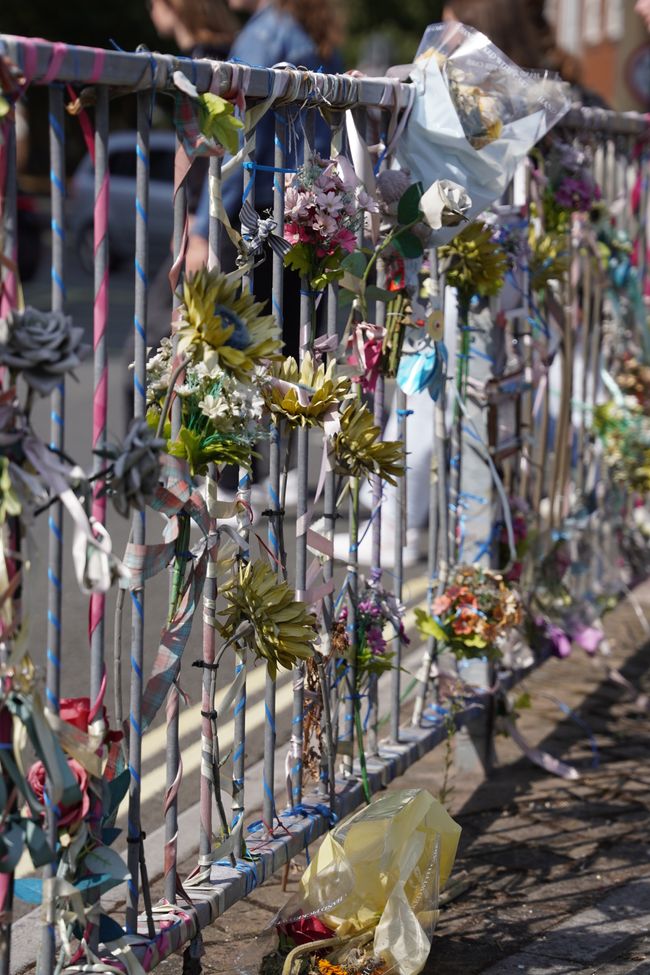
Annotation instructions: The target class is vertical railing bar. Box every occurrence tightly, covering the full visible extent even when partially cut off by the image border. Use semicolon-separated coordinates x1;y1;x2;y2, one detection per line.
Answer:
40;84;66;975
232;127;257;835
0;106;17;975
320;272;338;812
390;388;407;742
125;89;151;935
89;86;109;707
367;262;384;756
263;112;285;830
199;155;222;869
291;109;316;806
411;258;445;730
164;142;187;905
86;82;110;956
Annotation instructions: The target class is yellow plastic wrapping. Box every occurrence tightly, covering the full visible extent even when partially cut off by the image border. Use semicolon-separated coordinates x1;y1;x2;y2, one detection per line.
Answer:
292;789;461;975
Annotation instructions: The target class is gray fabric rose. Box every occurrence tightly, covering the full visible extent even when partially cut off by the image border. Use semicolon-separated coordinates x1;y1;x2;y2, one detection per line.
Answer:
0;307;90;396
96;419;165;517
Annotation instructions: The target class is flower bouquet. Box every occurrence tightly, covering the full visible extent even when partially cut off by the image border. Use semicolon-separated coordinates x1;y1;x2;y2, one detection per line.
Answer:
261;790;461;975
283;155;378;291
393;22;570;243
416;565;522;660
593;397;650;495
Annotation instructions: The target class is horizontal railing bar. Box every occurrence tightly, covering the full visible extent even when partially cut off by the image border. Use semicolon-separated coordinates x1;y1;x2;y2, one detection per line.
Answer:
562;106;649;136
2;35;646;133
0;34;413;110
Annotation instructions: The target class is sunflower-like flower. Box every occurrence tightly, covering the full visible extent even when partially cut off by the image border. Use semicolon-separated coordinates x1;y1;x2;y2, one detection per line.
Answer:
218;561;316;679
333;403;405;485
262;353;351;428
438;222;509;303
176;268;281;382
528;230;569;292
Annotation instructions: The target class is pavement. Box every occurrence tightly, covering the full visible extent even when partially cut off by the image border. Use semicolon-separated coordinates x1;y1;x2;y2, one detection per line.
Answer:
141;579;650;975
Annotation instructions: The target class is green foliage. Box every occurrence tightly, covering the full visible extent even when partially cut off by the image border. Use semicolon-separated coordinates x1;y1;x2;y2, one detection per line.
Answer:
393;229;424;259
397;182;424;225
167;426;254;477
198;93;243;156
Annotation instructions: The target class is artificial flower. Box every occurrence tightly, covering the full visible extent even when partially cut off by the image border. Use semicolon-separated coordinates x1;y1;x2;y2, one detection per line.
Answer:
218;561;317;679
27;758;90;831
95;419;165;518
0;307;90;396
176;267;281;382
417;565;521;660
333;403;405;485
438;222;509;303
263;353;351;428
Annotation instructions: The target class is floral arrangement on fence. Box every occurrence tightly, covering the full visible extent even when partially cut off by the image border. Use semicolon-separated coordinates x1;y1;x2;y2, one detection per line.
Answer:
338;577;409;685
533;139;602;232
283;155;378;290
614;354;650;414
437;222;509;305
593;397;650;494
146;268;281;473
416;565;522;660
340;175;469;393
333;402;405;485
262;353;351;428
218;561;317;679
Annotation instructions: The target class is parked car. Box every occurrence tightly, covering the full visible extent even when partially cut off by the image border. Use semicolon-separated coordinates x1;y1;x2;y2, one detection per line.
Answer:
68;130;176;274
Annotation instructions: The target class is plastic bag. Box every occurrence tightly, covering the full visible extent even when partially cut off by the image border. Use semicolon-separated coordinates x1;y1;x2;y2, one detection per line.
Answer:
394;22;571;243
266;789;461;975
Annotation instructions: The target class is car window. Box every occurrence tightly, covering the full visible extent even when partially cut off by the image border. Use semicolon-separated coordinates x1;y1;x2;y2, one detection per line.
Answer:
109;149;137;179
150;149;175;183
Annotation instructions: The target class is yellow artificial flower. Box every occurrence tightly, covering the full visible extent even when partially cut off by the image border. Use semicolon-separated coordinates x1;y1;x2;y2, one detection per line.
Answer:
176;268;281;382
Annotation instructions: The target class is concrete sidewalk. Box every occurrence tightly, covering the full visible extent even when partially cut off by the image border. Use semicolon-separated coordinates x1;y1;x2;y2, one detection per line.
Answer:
146;579;650;975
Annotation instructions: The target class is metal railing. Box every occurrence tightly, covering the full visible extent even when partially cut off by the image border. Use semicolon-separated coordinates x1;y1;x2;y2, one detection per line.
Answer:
0;32;648;975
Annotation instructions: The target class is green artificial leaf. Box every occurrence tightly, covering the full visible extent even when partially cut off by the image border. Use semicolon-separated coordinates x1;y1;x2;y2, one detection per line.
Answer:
340;271;362;295
338;286;356;309
397;182;424;226
312;267;344;291
366;284;395;304
284;244;312;278
340;251;367;279
103;769;130;822
197;93;243;155
393;230;424;259
415;608;446;642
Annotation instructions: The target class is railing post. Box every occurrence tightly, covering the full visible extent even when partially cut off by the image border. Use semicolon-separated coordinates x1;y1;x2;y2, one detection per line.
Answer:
40;83;66;975
125;88;152;935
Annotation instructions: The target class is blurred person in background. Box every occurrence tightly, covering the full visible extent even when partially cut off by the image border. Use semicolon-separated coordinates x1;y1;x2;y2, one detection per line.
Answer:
148;0;238;60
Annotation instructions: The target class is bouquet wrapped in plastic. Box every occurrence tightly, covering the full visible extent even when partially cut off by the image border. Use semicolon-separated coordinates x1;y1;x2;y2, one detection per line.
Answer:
262;790;461;975
394;22;571;242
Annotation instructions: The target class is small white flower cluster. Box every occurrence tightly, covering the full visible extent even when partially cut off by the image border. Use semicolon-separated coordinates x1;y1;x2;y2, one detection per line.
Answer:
145;339;265;437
